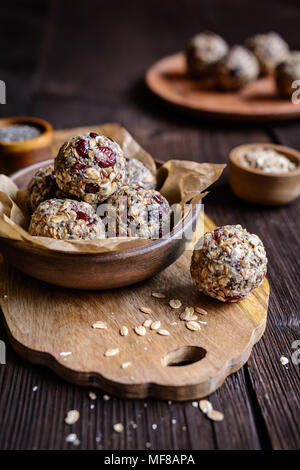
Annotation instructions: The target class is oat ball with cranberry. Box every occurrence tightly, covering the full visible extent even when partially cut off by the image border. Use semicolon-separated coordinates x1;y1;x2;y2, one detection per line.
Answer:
190;224;267;302
186;31;228;79
54;133;126;204
245;32;289;75
124;158;156;189
217;46;259;90
29;199;105;240
27;166;58;213
275;51;300;98
100;185;170;239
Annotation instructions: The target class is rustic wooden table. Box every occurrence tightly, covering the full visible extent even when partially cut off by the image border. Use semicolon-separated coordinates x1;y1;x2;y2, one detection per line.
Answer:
0;0;299;450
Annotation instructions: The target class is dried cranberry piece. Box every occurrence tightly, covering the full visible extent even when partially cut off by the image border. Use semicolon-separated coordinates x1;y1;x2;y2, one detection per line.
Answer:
89;132;98;138
75;139;88;158
76;211;89;221
214;228;223;241
85;183;100;193
95;146;116;168
74;163;88;171
153;194;164;204
225;295;244;302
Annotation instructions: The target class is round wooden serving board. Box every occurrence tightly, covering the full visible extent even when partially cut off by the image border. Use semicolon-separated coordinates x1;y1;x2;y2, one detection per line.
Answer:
146;52;300;122
0;214;269;401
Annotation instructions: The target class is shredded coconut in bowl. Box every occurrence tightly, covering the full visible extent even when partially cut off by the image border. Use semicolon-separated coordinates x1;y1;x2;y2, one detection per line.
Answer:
240;147;297;174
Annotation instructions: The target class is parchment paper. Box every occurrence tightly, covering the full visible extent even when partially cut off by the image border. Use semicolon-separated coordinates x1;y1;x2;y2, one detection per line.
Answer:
0;124;225;253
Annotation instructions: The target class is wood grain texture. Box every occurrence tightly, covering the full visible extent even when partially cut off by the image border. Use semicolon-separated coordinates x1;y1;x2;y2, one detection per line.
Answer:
0;213;269;400
0;0;299;450
146;52;300;122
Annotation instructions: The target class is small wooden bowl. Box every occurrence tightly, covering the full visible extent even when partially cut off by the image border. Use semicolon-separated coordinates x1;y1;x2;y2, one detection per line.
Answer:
0;159;199;290
229;143;300;206
0;116;53;175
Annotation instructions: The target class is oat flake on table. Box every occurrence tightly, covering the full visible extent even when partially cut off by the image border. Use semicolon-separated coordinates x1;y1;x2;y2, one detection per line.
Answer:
65;410;80;425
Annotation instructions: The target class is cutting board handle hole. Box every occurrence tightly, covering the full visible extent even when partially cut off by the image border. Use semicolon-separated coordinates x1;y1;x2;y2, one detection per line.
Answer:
162;345;206;367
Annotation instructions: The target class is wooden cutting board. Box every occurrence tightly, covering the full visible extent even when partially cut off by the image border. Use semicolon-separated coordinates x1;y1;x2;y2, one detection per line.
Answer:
0;212;269;401
146;52;300;122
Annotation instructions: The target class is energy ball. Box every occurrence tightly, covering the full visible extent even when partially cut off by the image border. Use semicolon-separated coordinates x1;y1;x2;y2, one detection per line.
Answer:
217;46;259;90
124;158;156;189
27;166;58;213
29;199;105;240
101;185;170;238
54;133;126;204
275;51;300;98
190;224;267;302
186;31;228;78
245;32;289;75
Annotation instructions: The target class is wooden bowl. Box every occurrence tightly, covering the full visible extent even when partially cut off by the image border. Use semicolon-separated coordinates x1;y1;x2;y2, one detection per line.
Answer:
0;159;199;290
0;116;53;175
229;143;300;206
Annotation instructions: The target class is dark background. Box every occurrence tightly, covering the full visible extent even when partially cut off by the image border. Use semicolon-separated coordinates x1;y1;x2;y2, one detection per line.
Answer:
0;0;299;450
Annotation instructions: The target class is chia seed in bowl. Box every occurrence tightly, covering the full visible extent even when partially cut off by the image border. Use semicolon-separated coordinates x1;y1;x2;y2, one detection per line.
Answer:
0;124;42;142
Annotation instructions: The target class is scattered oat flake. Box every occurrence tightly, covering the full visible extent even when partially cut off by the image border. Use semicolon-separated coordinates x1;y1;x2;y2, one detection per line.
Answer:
157;329;170;336
3;295;8;299
65;433;77;443
150;320;161;330
143;319;152;328
151;292;165;299
65;410;80;425
145;442;151;448
32;386;38;392
170;321;178;326
186;321;201;331
171;418;176;424
121;361;131;369
280;356;289;365
113;423;124;433
180;311;197;321
207;410;224;422
152;424;157;430
195;307;208;315
104;348;119;357
198;320;207;325
103;394;110;400
134;325;146;336
140;307;153;314
92;321;107;329
192;401;198;408
185;306;195;315
120;326;128;336
199;399;213;414
90;404;95;410
59;351;72;357
89;391;97;400
169;299;182;309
